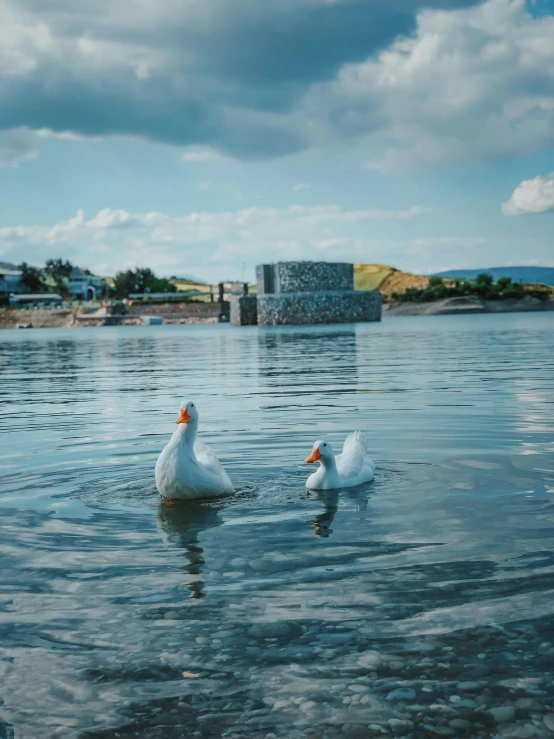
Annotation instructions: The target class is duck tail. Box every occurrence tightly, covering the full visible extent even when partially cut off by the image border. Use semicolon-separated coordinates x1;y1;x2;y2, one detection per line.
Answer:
344;430;367;452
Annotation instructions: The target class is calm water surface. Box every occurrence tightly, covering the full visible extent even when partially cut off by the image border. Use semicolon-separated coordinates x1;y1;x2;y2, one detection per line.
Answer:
1;314;554;739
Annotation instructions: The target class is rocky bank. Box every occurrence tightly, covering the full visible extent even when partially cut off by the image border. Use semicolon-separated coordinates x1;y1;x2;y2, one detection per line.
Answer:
383;296;554;317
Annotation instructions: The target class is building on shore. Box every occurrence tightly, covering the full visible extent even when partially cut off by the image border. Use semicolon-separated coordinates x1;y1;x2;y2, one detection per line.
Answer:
9;293;63;307
67;268;108;300
0;266;27;299
231;261;381;326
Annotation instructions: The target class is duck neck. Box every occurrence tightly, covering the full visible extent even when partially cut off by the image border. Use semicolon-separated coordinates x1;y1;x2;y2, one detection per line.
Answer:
320;454;337;475
176;419;198;450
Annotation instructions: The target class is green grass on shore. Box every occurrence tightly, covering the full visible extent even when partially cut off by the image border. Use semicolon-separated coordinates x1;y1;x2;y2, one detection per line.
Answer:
353;264;395;290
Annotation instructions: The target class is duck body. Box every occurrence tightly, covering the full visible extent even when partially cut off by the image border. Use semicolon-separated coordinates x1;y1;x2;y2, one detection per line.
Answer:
155;401;235;500
305;431;375;491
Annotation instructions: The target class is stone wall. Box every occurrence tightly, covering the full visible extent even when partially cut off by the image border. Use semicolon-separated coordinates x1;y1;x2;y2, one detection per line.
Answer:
257;261;353;294
257;290;381;326
230;295;258;326
126;301;221;317
243;261;382;327
276;262;353;293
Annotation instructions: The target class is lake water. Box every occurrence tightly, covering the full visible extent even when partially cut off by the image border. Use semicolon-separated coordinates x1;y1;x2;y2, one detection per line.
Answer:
1;313;553;739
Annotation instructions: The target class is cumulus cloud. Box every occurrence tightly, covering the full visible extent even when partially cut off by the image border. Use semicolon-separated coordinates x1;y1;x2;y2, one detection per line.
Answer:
502;173;554;215
304;0;554;168
0;0;484;162
0;204;433;279
293;183;311;191
85;209;139;229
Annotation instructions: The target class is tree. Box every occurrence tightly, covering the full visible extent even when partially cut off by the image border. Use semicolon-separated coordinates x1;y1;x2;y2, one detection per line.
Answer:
475;273;493;287
45;258;73;282
113;268;176;298
428;276;444;288
17;263;46;292
44;258;74;296
496;276;512;291
149;276;176;293
473;272;494;298
113;268;153;297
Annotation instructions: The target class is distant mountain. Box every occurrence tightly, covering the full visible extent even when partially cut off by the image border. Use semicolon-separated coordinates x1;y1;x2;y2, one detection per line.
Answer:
432;266;554;286
0;261;19;271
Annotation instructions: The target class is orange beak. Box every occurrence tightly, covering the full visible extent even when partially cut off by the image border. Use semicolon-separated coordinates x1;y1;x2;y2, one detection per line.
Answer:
175;408;190;424
305;448;321;463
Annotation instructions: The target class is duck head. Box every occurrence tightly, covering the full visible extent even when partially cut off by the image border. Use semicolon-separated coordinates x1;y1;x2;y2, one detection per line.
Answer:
175;400;199;425
305;440;334;464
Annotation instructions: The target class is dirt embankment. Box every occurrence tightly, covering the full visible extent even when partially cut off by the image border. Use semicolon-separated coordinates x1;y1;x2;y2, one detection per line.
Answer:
378;270;430;299
353;264;429;296
0;309;77;329
0;302;225;329
384;295;554;317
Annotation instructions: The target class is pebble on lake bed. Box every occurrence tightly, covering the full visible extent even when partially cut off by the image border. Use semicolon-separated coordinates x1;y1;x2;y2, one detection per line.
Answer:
386;688;417;702
544;715;554;731
489;706;517;723
388;718;414;734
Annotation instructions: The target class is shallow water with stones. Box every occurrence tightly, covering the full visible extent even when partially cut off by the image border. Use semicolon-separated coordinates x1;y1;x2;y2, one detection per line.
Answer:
0;313;553;739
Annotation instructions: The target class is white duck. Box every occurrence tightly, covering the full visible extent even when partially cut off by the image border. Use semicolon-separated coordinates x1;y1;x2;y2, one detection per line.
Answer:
304;431;375;490
155;401;235;500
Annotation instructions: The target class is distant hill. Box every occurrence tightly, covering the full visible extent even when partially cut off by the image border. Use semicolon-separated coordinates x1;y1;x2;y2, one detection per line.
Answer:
354;264;429;297
169;274;205;284
432;266;554;286
353;263;394;290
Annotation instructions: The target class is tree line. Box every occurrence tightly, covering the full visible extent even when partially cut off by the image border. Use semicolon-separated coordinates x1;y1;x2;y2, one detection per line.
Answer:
17;260;178;298
391;273;550;303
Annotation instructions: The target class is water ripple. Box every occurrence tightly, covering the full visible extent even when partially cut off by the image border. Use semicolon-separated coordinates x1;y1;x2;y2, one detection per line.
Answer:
0;316;553;738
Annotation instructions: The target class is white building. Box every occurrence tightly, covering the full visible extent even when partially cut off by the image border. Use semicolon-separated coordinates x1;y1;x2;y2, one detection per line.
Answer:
67;268;107;300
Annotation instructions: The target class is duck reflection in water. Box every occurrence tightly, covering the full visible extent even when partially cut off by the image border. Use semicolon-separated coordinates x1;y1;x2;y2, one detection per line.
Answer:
157;501;223;599
308;487;370;538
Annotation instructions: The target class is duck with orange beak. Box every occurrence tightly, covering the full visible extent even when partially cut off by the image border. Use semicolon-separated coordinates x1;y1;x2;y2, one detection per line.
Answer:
155;401;235;500
304;431;375;490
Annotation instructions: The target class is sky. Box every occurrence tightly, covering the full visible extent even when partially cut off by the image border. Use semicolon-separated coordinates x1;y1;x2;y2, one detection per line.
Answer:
0;0;553;282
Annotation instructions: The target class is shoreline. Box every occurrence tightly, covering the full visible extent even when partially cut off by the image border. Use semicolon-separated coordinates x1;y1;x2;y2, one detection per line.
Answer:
2;294;554;329
0;302;225;329
383;295;554;317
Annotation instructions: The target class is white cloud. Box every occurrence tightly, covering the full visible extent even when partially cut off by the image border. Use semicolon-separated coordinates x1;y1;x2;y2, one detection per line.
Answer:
293;183;311;191
0;204;432;279
303;0;554;168
0;128;39;167
85;209;139;229
181;147;224;162
502;173;554;215
34;128;104;142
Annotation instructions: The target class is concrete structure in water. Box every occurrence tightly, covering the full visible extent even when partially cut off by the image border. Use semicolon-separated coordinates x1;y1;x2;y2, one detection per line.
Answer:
230;261;381;326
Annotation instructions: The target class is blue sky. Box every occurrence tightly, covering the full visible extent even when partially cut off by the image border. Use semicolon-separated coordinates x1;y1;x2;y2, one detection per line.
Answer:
0;0;553;282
